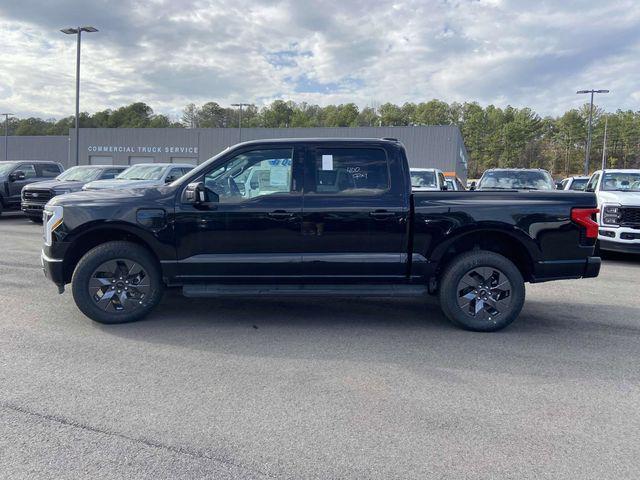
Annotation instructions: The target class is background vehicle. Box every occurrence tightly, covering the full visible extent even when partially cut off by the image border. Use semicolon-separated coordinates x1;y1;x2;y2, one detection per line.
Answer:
444;173;466;191
82;163;194;190
0;161;64;216
42;138;600;332
585;169;640;254
474;168;556;191
21;165;128;223
410;168;447;191
561;176;590;191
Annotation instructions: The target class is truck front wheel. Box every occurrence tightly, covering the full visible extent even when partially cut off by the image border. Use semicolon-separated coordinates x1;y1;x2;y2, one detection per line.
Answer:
438;250;525;332
71;241;164;324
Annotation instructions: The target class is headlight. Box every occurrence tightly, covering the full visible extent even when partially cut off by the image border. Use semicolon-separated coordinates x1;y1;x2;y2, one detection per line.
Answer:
54;189;71;195
601;204;621;227
44;205;64;246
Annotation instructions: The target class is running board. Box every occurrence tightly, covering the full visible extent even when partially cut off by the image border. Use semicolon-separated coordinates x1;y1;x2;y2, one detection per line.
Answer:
182;284;428;298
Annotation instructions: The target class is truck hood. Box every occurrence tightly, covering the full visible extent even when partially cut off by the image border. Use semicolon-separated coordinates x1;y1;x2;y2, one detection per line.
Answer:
23;179;87;192
598;190;640;205
48;185;175;207
83;179;163;190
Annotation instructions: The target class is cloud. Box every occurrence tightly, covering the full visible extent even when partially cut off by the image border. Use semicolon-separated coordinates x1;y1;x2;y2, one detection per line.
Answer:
0;0;639;119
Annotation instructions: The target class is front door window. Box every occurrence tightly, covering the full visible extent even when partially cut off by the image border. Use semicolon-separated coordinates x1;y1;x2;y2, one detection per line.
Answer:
204;148;294;202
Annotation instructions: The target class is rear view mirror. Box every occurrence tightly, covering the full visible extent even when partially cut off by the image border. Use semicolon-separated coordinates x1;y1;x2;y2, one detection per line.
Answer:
9;171;25;182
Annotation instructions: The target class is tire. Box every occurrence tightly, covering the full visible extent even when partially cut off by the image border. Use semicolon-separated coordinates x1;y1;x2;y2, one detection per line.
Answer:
28;215;43;224
438;250;525;332
71;241;164;324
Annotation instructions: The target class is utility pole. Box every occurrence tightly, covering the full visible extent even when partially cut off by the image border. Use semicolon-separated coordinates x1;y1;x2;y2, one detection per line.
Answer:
1;113;13;161
576;89;609;176
61;26;98;166
231;103;251;143
601;115;608;171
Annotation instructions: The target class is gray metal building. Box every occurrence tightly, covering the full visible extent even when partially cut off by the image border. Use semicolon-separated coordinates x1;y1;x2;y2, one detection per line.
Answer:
3;126;469;181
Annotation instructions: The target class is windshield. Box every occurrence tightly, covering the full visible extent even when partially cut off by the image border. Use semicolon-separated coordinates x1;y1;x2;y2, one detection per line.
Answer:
116;165;165;181
601;172;640;192
411;171;437;188
568;178;589;191
57;166;101;182
478;170;554;190
0;162;17;176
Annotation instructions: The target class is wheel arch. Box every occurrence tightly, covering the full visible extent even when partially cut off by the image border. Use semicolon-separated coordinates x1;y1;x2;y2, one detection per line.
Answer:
430;228;537;283
62;224;162;284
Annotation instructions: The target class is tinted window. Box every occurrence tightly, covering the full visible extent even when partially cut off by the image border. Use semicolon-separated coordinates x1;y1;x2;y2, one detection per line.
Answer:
204;148;293;203
17;164;37;178
585;174;600;192
478;170;554;190
313;148;389;194
100;169;125;180
39;164;62;178
568;178;589;191
410;171;436;189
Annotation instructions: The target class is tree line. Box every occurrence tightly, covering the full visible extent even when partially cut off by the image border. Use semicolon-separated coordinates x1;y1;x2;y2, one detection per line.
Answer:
5;100;640;177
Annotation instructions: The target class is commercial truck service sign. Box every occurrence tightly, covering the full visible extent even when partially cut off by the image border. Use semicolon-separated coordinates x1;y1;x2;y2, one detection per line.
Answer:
87;145;199;154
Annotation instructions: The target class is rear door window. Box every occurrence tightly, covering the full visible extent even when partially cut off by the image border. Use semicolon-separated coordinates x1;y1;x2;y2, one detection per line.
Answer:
310;148;390;195
38;164;62;178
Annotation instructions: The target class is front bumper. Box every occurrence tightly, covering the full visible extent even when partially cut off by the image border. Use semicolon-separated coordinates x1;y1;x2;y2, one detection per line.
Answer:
22;201;46;215
41;250;65;292
598;226;640;254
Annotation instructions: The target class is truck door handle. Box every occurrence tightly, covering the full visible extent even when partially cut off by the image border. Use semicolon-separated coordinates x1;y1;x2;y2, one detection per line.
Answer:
268;210;295;219
369;210;395;219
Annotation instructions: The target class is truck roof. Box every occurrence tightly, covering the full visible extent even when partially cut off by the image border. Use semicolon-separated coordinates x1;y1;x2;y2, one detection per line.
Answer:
234;137;403;146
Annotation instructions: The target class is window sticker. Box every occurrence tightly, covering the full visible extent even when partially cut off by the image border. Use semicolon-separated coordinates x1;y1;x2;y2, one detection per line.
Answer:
322;154;333;171
270;166;289;187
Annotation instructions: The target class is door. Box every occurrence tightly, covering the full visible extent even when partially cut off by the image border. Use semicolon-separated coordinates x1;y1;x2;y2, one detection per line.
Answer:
173;145;304;281
8;163;37;204
300;145;409;281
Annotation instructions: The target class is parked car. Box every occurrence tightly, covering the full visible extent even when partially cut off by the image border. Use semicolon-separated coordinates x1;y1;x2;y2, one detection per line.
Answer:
585;169;640;254
444;174;466;191
82;163;194;190
561;176;590;191
474;168;556;191
0;161;64;216
41;138;600;332
410;168;447;191
21;165;128;223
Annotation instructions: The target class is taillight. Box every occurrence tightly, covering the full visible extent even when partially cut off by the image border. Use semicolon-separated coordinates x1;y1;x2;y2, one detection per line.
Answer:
571;208;599;239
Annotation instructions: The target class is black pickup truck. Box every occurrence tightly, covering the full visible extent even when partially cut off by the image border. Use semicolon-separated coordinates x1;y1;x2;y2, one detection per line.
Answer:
41;138;600;331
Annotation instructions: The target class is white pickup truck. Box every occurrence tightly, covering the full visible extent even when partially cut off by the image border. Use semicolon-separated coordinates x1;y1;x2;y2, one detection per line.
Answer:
585;169;640;254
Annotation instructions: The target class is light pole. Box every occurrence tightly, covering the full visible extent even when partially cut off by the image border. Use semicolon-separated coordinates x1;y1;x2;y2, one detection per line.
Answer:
601;115;608;171
576;89;609;176
1;113;13;161
231;103;251;142
61;26;98;166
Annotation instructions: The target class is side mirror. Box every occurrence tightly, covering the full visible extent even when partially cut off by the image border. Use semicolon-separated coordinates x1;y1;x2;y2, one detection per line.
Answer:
469;181;476;191
165;176;176;184
184;181;219;208
9;171;25;182
441;184;448;191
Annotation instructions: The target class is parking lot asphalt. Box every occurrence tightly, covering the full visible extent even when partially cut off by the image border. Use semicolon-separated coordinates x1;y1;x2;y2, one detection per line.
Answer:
1;212;640;479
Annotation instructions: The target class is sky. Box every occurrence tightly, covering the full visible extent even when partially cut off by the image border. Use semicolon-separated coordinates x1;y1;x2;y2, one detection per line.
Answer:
1;0;639;120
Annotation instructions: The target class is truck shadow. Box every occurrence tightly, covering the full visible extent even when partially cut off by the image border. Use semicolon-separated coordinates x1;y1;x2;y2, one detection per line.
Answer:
98;292;640;383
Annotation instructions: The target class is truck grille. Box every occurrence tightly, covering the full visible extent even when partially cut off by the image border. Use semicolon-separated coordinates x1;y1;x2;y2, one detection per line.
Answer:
619;207;640;227
22;189;52;202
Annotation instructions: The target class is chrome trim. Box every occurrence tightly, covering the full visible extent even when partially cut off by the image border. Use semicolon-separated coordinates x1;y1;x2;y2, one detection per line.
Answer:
41;250;63;263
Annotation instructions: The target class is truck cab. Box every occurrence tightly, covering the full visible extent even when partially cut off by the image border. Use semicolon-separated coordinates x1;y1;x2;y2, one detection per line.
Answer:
41;138;600;332
0;161;64;215
585;169;640;253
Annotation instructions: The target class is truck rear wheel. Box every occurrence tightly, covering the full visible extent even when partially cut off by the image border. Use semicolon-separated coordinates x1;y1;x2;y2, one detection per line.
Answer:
71;241;164;324
438;250;525;332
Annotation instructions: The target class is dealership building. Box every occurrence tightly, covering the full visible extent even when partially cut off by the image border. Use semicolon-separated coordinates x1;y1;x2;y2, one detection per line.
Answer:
0;125;469;181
